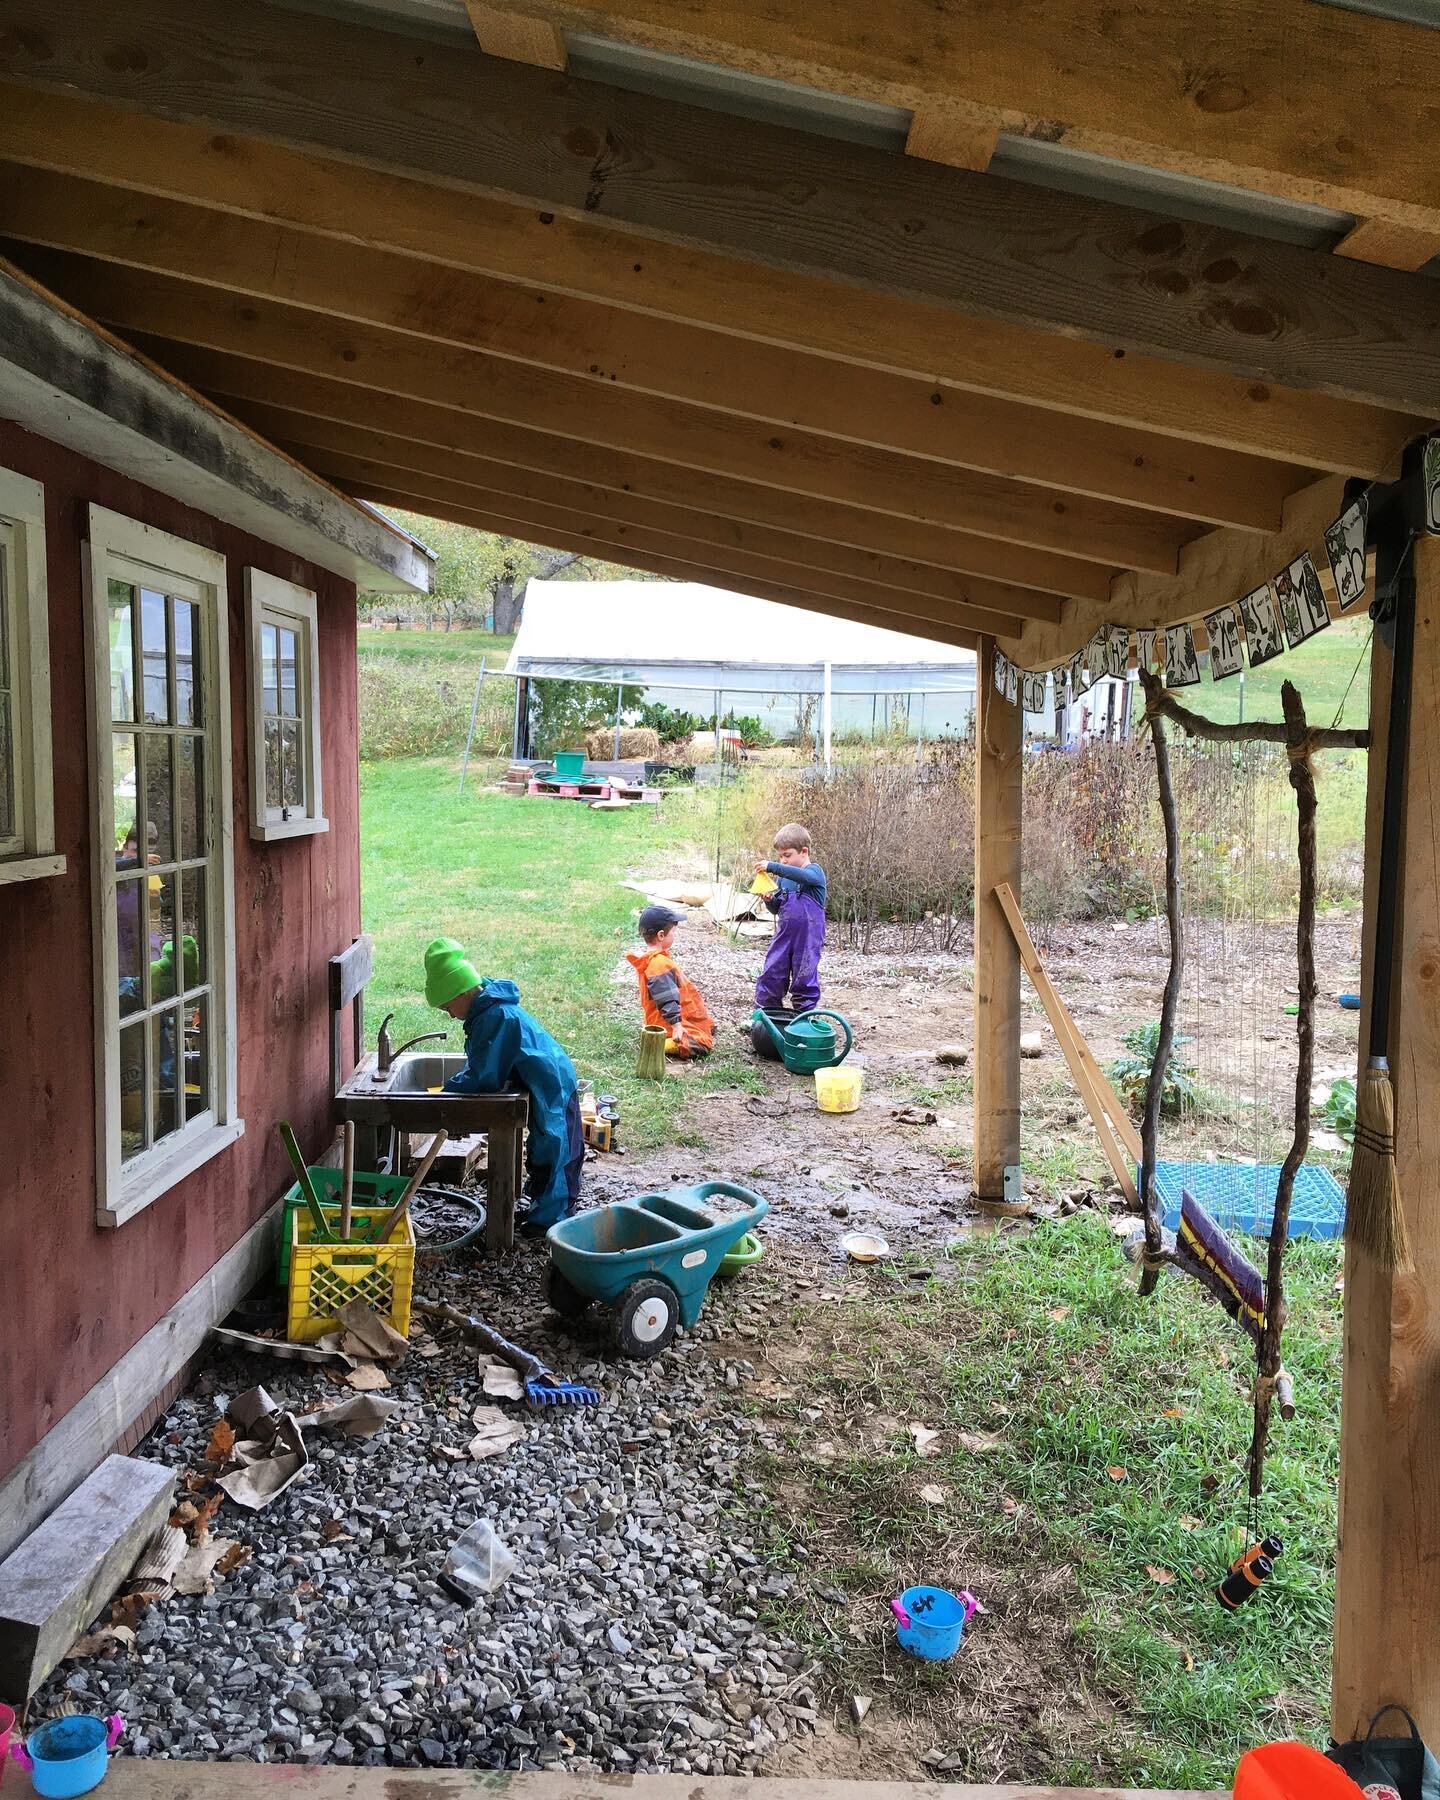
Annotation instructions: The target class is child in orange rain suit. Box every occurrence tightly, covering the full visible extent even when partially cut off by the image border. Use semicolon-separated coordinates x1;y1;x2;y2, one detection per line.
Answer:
627;904;715;1059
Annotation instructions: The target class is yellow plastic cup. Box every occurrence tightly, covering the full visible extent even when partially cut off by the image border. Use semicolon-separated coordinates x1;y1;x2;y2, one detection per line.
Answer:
749;870;778;896
815;1064;863;1113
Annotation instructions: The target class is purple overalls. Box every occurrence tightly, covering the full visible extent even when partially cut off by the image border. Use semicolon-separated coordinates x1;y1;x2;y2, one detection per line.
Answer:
755;860;826;1013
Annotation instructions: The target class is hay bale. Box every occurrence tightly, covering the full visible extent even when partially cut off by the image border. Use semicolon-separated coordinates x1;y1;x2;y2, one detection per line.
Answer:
584;726;661;760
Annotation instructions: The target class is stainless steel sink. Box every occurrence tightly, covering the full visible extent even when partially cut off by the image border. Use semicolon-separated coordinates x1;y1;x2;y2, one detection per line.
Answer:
385;1052;466;1093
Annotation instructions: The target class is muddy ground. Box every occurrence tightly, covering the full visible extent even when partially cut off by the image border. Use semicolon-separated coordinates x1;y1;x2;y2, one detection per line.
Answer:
601;907;1363;1244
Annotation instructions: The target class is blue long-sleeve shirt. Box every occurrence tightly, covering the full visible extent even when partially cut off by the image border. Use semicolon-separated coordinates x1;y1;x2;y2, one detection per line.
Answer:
443;980;577;1208
763;859;827;914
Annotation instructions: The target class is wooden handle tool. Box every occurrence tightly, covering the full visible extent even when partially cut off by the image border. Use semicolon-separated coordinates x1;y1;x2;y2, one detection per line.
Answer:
379;1130;447;1242
279;1121;333;1241
339;1121;355;1241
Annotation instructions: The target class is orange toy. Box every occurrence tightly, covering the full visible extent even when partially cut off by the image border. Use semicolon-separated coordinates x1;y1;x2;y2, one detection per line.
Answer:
1234;1741;1364;1800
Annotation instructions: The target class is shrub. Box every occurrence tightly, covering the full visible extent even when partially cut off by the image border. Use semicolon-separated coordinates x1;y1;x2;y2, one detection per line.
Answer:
635;699;708;746
359;656;510;759
1109;1020;1202;1118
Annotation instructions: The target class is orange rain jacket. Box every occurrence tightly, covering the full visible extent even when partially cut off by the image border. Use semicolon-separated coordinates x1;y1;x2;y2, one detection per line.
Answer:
626;948;715;1054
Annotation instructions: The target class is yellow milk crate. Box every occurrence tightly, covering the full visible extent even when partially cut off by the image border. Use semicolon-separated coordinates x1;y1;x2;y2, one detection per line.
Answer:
286;1203;415;1344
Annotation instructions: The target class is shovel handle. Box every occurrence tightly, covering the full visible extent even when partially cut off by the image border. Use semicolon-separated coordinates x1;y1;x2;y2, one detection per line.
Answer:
10;1741;33;1771
379;1131;447;1242
339;1121;355;1241
279;1122;333;1241
889;1598;911;1630
106;1714;125;1750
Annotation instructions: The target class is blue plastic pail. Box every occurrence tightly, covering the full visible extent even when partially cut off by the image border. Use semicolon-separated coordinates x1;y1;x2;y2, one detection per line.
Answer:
891;1586;975;1662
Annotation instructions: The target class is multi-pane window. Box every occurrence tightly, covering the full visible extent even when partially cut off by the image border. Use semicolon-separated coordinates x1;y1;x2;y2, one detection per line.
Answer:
0;466;61;885
245;571;325;841
89;508;238;1226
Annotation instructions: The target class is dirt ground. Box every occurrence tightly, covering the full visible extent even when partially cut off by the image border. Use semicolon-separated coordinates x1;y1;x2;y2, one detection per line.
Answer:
602;907;1364;1239
579;905;1358;1783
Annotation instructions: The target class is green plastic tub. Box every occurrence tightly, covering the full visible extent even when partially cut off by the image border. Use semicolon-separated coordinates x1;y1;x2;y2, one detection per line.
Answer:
553;751;586;780
717;1230;764;1279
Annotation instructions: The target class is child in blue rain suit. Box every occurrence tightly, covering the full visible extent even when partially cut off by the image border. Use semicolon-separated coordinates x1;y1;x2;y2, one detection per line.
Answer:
424;938;584;1233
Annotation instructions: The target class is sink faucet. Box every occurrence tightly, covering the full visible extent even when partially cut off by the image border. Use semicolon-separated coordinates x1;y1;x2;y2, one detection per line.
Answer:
375;1012;449;1075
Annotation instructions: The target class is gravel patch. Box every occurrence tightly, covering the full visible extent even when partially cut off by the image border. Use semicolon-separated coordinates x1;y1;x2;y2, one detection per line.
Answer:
38;1246;818;1775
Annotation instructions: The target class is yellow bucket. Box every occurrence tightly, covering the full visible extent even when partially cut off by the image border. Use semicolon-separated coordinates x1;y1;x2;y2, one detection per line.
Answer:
815;1063;863;1113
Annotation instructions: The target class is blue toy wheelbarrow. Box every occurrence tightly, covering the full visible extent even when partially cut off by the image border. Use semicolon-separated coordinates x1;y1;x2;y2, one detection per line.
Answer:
546;1181;769;1359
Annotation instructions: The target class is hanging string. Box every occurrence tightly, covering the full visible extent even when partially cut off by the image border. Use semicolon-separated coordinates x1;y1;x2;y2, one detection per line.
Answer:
1330;621;1374;732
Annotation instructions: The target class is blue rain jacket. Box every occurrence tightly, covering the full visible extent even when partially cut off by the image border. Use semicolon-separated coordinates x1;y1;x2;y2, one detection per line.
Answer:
443;980;578;1214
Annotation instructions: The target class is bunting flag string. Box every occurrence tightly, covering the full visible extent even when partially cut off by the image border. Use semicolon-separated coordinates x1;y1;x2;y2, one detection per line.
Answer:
999;463;1401;719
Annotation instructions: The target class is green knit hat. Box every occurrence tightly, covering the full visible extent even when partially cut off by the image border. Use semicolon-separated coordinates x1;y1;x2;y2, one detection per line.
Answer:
150;934;201;1001
424;936;481;1008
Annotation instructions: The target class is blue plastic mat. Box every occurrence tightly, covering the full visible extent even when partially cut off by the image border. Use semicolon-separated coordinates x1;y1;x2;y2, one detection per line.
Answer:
1146;1159;1346;1240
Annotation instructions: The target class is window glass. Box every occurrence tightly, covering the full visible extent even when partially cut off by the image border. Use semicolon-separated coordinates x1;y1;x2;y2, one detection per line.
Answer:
260;621;278;719
108;580;135;724
279;627;298;718
104;556;219;1187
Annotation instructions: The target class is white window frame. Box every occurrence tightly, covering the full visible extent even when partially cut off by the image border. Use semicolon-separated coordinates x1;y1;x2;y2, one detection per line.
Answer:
0;466;63;884
244;569;327;842
85;506;242;1227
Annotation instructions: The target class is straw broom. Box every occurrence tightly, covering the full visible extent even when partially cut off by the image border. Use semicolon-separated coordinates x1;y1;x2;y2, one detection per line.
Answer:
1347;565;1415;1273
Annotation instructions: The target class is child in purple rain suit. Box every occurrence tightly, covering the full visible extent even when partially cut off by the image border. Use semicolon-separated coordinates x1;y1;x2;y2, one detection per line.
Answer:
754;821;827;1016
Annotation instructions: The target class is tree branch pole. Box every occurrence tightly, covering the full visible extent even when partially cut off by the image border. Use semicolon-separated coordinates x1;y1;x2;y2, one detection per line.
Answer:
1138;669;1184;1298
1247;679;1318;1497
1142;682;1368;751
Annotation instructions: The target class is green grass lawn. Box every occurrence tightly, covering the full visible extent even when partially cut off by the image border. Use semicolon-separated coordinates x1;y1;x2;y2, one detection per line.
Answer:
357;625;515;668
754;1215;1341;1789
1183;616;1371;729
358;758;759;1146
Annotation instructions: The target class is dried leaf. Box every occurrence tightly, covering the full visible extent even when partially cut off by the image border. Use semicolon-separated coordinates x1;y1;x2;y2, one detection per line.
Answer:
1105;1465;1128;1483
66;1624;136;1661
918;1484;948;1506
174;1537;237;1595
1180;1648;1196;1671
1200;1472;1221;1494
190;1491;225;1543
168;1500;199;1529
1046;1306;1070;1322
468;1404;527;1461
413;1338;445;1360
956;1430;1004;1455
908;1424;942;1459
344;1362;392;1392
214;1542;252;1576
1000;1495;1019;1516
1178;1514;1203;1532
1146;1565;1175;1585
321;1519;347;1542
205;1419;237;1465
110;1592;154;1630
1163;1407;1184;1419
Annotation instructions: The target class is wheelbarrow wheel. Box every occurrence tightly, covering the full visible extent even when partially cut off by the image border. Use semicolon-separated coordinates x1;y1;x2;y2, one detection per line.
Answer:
614;1277;679;1360
545;1264;592;1321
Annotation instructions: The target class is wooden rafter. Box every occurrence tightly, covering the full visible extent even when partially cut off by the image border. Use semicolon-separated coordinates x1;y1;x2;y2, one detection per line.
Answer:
472;0;1440;247
202;393;1107;604
8;247;1196;574
267;436;1065;625
0;82;1414;479
0;167;1306;532
353;482;982;648
3;0;1440;411
289;450;1030;635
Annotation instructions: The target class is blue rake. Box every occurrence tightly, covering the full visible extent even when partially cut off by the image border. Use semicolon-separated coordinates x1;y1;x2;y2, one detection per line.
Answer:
414;1296;604;1407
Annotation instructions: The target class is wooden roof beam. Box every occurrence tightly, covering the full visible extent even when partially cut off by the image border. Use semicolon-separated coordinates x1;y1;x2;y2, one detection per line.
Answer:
9;246;1194;573
480;0;1440;246
1014;474;1350;666
0;84;1413;480
271;436;1060;627
179;376;1109;602
3;0;1440;413
355;485;982;649
0;166;1303;531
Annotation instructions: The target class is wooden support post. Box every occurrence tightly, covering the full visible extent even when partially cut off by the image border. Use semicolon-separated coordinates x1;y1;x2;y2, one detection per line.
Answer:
974;640;1023;1204
1333;537;1440;1740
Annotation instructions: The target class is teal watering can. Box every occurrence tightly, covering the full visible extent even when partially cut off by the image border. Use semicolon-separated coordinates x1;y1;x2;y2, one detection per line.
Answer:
750;1007;853;1073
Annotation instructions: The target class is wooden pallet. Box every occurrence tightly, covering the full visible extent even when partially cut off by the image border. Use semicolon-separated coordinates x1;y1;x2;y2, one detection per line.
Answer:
527;777;612;799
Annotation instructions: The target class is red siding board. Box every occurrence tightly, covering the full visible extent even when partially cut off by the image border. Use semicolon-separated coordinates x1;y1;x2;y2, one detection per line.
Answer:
0;418;362;1481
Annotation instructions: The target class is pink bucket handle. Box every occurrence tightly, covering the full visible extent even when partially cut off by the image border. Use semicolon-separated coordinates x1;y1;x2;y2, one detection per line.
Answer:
889;1597;912;1631
106;1714;125;1751
958;1590;979;1623
9;1741;32;1773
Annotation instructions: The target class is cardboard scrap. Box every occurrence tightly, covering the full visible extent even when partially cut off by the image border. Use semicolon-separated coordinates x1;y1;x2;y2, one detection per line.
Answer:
336;1298;409;1363
214;1387;310;1510
345;1363;392;1392
304;1394;399;1439
468;1404;527;1461
211;1325;355;1367
65;1624;136;1661
479;1355;525;1401
173;1537;240;1596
